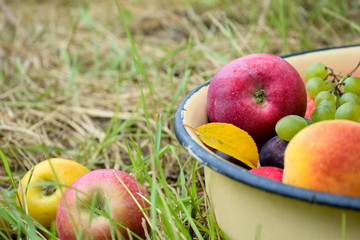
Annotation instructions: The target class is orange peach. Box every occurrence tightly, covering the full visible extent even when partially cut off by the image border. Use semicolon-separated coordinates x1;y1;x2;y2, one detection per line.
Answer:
283;120;360;197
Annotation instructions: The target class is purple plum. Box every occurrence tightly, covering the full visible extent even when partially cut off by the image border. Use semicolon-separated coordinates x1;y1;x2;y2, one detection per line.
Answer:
259;136;288;168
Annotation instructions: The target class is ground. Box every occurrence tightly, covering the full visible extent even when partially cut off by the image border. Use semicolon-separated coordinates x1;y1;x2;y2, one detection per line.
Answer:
0;0;359;239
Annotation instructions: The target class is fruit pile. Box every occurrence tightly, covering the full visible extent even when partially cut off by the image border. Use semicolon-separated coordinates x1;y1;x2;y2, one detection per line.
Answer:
17;158;150;239
205;53;360;197
275;61;360;142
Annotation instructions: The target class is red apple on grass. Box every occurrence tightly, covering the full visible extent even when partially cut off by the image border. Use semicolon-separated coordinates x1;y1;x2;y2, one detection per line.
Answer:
207;53;307;147
56;169;150;240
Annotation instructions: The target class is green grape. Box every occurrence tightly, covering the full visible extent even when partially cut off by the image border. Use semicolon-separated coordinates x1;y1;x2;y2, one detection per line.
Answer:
275;115;309;141
305;63;328;82
318;99;336;110
324;81;334;91
314;91;337;107
334;102;360;122
303;118;314;125
343;77;360;96
339;92;360;106
311;103;336;122
306;77;327;99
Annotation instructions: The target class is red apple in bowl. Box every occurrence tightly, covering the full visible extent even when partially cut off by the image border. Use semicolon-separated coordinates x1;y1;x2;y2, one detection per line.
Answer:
304;94;315;119
56;169;150;240
249;166;284;182
207;53;307;147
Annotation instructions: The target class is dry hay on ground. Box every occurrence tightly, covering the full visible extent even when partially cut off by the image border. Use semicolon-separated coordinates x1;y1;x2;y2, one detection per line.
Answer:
1;0;360;188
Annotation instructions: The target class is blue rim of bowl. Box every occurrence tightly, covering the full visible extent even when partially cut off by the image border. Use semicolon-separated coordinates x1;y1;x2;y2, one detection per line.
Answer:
174;44;360;210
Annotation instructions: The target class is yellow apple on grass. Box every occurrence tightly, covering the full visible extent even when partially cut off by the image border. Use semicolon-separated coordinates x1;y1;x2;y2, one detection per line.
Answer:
17;158;89;227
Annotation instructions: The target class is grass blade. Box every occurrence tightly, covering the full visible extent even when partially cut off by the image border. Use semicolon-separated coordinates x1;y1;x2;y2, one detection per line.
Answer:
0;150;17;190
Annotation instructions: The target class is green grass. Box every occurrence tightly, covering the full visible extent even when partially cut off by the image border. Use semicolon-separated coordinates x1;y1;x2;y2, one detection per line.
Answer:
0;0;359;239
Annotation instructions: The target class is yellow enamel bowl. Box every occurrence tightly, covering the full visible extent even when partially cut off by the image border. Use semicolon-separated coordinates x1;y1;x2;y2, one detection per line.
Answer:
174;45;360;240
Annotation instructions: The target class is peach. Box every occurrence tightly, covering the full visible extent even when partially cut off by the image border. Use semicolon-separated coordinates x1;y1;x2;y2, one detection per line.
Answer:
283;120;360;197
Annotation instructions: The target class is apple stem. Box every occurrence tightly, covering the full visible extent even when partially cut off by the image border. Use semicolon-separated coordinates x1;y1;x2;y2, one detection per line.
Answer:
253;88;266;104
96;200;104;212
43;185;57;196
92;193;106;216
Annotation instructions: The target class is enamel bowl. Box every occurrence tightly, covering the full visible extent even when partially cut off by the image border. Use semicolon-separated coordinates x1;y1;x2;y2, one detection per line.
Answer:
174;45;360;240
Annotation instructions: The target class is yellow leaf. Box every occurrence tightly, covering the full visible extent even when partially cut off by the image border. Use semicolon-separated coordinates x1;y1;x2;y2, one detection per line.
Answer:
186;122;259;168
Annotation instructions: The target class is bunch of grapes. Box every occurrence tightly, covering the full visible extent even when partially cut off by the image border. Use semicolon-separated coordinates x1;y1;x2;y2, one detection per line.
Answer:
276;61;360;142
